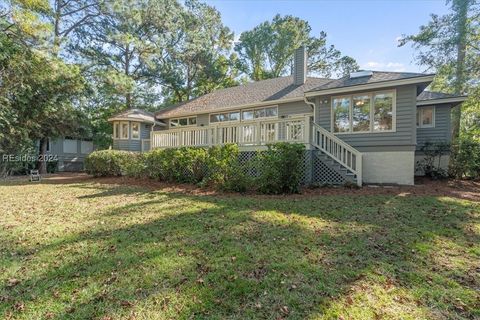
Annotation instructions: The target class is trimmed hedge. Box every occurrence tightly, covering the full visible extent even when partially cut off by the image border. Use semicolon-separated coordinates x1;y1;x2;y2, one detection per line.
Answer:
85;150;137;177
85;143;306;194
256;143;305;194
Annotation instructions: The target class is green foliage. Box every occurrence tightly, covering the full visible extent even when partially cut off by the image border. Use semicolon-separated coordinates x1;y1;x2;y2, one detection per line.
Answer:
256;143;305;194
85;150;137;177
234;14;359;80
399;0;479;140
449;137;480;179
86;143;308;194
204;144;250;192
141;145;246;190
416;142;450;179
461;86;480;140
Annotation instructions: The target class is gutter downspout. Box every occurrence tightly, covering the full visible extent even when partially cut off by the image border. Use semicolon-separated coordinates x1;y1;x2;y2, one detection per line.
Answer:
149;120;157;151
304;96;316;124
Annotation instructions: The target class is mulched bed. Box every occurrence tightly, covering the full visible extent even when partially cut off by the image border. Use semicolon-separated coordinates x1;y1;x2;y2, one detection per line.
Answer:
5;173;480;202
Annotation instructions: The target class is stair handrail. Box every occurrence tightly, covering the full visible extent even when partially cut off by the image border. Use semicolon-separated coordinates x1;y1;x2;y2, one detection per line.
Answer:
311;122;363;186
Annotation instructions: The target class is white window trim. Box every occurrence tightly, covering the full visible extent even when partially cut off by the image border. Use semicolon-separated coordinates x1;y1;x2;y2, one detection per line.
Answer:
131;122;141;140
331;89;397;135
207;105;279;125
209;111;241;124
241;106;279;122
113;122;120;139
417;106;435;128
119;121;129;140
169;116;197;128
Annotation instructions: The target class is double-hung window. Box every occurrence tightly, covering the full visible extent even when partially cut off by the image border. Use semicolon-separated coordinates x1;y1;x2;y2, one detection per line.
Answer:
332;90;395;133
417;106;435;128
113;122;129;139
113;122;120;139
120;122;129;139
131;122;140;139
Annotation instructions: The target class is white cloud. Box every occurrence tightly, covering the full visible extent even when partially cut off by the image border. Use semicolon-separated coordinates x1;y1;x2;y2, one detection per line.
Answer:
362;61;406;72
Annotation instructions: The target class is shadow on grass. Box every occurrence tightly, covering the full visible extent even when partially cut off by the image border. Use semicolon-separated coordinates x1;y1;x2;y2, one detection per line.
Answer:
1;182;479;319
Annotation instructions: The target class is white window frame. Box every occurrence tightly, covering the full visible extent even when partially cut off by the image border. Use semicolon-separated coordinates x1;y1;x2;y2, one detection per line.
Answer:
331;89;396;134
417;106;435;128
209;111;241;124
119;121;129;140
113;122;120;139
240;106;278;123
170;116;197;128
131;122;141;140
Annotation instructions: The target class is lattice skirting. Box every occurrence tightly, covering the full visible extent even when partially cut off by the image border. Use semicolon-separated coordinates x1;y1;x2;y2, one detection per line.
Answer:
235;150;350;186
173;150;352;186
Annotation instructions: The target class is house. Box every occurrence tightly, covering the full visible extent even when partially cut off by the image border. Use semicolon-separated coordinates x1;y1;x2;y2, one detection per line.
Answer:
108;47;467;186
43;137;94;171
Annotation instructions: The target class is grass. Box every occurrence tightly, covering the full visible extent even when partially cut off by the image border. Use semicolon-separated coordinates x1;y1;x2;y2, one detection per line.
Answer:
0;177;479;319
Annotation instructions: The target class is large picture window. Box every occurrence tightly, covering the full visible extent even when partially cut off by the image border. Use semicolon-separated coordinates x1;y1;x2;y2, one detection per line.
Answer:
332;90;395;133
332;97;350;132
352;95;370;132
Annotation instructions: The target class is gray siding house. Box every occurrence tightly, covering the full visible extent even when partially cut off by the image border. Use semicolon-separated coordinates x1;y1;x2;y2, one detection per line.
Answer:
44;138;94;171
108;47;466;186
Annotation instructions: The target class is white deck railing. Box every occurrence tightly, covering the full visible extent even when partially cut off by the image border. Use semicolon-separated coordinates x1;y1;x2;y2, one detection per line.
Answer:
311;122;362;186
149;116;362;186
151;115;311;149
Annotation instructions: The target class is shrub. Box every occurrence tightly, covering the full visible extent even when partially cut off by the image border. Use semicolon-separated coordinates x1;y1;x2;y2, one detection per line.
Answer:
144;147;208;183
87;143;307;194
85;150;136;177
416;142;450;179
256;143;305;194
205;144;251;192
449;138;480;179
122;153;147;178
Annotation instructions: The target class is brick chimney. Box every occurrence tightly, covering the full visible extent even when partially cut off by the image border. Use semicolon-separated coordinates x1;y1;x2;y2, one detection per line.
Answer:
293;46;307;85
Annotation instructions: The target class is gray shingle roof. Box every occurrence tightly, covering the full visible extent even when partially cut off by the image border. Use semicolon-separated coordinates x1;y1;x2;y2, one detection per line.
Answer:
417;91;461;101
155;76;331;118
307;71;432;92
154;71;435;119
108;109;164;125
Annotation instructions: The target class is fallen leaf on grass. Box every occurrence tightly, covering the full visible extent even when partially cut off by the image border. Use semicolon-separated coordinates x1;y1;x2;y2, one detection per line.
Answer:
120;300;133;308
13;302;24;312
7;278;20;287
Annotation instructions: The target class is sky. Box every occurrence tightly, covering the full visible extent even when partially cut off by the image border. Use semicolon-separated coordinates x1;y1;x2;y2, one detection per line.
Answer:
204;0;450;73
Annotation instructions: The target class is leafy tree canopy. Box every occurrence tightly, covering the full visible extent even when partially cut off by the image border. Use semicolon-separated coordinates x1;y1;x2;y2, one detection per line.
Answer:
234;14;359;81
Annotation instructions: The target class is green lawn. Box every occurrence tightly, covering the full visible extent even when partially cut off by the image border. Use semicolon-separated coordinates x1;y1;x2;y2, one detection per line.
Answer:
0;177;479;319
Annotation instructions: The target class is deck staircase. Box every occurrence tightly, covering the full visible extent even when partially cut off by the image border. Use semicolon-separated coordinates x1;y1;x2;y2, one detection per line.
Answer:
310;123;362;186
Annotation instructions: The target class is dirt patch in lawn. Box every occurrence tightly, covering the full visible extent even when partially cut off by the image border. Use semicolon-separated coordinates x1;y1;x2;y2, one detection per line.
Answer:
5;173;480;201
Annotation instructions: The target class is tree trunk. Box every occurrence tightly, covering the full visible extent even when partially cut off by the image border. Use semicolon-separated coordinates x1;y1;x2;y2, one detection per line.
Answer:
450;0;469;141
125;44;132;109
38;138;48;174
52;0;62;57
